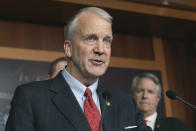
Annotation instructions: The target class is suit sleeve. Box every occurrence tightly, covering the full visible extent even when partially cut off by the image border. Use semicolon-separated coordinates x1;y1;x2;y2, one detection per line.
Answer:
5;86;35;131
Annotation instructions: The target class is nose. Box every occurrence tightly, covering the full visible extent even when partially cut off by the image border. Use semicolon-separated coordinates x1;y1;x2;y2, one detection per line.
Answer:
142;91;149;99
94;40;104;55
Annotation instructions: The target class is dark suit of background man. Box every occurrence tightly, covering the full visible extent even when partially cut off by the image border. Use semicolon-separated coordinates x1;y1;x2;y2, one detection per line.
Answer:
131;73;188;131
6;7;151;131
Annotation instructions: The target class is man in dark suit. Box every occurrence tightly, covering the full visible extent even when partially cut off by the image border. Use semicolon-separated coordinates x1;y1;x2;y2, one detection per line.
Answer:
131;73;188;131
5;7;150;131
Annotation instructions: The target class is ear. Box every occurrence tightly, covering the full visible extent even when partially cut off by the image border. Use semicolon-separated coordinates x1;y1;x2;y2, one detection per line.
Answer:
64;40;72;57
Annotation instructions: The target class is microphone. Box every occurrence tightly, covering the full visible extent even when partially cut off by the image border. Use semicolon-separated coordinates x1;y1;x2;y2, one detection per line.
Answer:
102;91;111;100
166;90;196;110
98;91;111;131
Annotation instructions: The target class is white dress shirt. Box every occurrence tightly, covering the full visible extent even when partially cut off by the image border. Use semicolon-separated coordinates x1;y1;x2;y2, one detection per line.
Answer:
61;68;101;113
145;112;158;130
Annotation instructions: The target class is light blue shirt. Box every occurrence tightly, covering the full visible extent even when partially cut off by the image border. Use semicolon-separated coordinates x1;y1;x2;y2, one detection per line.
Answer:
61;68;101;113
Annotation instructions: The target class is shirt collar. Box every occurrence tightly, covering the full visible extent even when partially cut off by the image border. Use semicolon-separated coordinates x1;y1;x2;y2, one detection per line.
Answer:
61;68;98;101
145;112;157;122
145;112;157;130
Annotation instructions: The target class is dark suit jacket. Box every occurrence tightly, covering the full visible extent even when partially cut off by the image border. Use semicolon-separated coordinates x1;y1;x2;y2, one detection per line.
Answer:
154;115;189;131
5;73;149;131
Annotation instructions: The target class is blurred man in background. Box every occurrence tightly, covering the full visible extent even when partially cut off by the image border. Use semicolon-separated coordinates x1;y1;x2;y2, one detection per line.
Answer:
131;73;188;131
46;57;68;79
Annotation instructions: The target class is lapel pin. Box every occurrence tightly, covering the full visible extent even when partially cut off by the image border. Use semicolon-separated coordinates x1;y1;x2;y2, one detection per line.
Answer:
156;124;160;128
106;101;111;106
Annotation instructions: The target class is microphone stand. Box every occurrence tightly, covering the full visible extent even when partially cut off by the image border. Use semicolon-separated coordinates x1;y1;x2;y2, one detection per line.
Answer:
176;96;196;110
166;90;196;110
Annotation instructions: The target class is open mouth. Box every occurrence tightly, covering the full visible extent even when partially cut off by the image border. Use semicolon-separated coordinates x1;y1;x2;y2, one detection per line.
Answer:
91;59;104;65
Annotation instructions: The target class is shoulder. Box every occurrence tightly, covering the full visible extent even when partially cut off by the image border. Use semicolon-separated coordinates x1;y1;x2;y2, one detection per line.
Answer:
157;116;188;130
160;117;186;124
16;79;52;93
13;80;53;102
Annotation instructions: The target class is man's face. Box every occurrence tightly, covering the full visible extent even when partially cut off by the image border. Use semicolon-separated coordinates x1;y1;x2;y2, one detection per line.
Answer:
133;78;160;117
65;12;113;82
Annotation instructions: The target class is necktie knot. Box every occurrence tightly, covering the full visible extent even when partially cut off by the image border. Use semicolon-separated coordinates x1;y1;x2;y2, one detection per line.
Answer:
85;88;92;97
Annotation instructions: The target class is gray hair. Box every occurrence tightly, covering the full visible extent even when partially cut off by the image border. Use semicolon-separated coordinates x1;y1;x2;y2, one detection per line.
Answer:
65;7;113;41
131;73;162;97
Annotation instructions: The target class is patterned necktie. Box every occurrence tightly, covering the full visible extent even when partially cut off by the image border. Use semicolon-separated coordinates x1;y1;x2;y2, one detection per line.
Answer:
84;88;101;131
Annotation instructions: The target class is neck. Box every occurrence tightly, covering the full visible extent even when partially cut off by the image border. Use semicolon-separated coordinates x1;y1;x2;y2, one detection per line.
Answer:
66;64;98;86
143;111;156;119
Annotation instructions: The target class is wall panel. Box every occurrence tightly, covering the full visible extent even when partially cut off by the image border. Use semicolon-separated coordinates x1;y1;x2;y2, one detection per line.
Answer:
163;39;196;131
0;20;64;51
112;34;154;60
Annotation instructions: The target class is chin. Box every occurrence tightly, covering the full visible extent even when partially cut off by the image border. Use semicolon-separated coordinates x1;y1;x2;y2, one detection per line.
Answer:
90;67;107;75
88;70;105;78
92;72;104;77
139;106;149;110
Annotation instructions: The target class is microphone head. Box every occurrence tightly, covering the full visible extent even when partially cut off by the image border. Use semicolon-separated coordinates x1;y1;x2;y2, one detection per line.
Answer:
166;90;178;100
102;91;111;100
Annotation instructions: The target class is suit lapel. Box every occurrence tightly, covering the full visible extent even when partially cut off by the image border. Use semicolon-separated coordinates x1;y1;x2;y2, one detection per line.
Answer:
49;74;91;131
97;85;116;131
154;115;161;131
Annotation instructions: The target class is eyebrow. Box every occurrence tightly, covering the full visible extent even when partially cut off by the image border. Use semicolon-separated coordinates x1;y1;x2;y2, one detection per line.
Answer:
104;35;113;39
103;35;113;42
